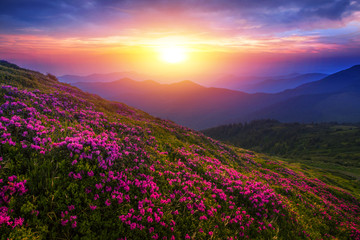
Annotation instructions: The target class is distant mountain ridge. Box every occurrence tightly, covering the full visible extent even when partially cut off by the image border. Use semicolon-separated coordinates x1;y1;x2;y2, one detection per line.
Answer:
282;65;360;96
210;73;327;93
73;79;253;129
240;73;327;93
246;65;360;123
71;65;360;129
60;71;327;93
58;72;149;83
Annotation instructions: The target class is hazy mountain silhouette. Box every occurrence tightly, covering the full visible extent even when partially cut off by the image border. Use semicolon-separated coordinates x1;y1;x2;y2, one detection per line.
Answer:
245;65;360;123
248;90;360;123
72;65;360;129
240;73;327;93
210;74;267;89
210;73;326;93
73;79;275;129
59;72;149;83
281;65;360;96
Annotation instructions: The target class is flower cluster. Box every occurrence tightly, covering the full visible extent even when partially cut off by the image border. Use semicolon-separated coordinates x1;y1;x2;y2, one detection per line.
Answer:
0;175;27;228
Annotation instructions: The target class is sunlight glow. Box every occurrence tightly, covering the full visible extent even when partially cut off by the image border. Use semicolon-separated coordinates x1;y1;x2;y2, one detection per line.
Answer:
159;45;188;64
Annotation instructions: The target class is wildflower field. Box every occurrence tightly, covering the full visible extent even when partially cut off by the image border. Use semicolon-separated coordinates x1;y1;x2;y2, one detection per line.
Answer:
0;61;359;239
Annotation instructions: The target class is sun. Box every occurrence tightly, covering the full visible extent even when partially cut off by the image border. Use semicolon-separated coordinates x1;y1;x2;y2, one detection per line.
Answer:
159;45;188;64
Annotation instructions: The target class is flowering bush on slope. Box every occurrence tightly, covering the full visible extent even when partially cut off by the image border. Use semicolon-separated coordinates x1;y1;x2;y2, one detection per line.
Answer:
0;62;359;239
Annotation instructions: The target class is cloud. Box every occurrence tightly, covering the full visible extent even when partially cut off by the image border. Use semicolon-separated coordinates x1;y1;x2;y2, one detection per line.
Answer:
1;0;359;36
0;0;359;65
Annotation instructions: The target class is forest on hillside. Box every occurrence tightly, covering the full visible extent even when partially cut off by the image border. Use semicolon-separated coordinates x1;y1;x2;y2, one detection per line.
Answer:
203;119;360;180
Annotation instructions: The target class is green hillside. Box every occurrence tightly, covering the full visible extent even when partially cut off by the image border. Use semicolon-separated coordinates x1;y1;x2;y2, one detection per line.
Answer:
203;120;360;182
0;61;359;239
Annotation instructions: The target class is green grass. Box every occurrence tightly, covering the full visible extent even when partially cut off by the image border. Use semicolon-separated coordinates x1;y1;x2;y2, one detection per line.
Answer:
203;119;360;183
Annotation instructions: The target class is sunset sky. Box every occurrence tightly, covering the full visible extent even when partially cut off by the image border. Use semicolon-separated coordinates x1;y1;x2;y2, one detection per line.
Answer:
1;0;360;79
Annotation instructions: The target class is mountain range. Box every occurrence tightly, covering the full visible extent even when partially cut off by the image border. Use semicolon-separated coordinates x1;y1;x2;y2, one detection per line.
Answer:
58;72;149;83
69;65;360;129
60;72;327;93
210;73;327;93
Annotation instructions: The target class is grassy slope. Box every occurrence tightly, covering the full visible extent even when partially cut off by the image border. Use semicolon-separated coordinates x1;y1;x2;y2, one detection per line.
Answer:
0;61;359;239
203;120;360;182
